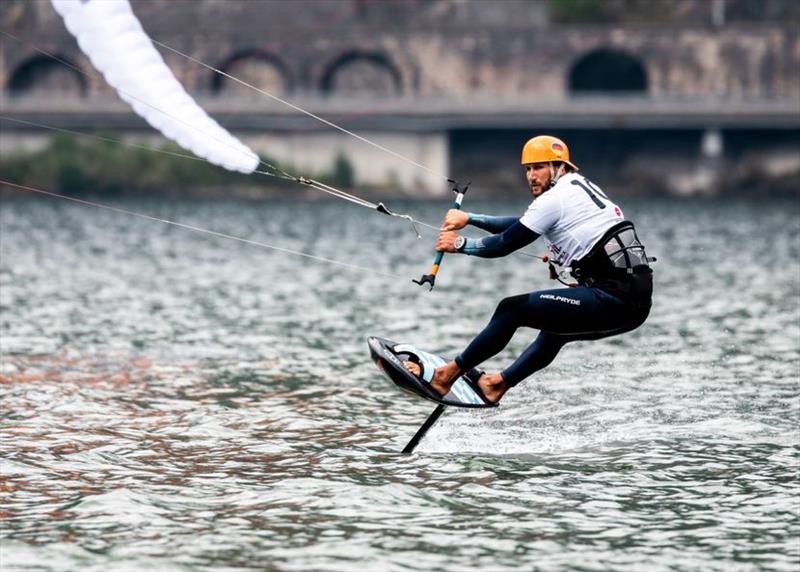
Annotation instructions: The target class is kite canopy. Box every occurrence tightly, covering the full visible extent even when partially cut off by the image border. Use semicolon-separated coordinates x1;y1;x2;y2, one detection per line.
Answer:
51;0;260;174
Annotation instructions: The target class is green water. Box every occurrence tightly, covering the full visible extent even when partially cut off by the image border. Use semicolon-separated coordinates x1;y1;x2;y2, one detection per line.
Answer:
1;195;798;571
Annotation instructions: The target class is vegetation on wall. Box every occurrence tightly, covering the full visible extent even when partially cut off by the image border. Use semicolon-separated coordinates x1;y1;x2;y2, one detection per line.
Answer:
0;133;358;196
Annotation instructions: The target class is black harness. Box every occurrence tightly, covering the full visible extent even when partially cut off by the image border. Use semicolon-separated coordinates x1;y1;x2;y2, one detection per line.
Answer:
570;221;655;306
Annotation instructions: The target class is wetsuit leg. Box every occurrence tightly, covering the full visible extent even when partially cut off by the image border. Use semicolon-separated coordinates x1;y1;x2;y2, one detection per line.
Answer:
500;331;567;387
454;286;649;385
500;310;650;386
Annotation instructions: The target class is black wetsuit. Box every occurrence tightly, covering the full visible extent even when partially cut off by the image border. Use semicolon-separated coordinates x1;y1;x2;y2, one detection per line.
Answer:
452;188;653;387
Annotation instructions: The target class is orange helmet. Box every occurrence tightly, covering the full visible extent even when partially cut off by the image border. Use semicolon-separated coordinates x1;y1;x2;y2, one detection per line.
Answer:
520;135;578;170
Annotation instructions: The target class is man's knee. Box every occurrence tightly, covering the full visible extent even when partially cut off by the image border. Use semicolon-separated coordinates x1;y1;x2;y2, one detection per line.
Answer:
491;293;529;322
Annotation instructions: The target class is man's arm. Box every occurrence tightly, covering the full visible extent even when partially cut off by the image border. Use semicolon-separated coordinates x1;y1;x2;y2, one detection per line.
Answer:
466;213;519;234
441;209;517;233
436;221;539;258
461;221;539;258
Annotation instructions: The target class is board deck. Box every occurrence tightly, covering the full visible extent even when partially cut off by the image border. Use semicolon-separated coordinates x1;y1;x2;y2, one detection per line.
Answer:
368;336;496;408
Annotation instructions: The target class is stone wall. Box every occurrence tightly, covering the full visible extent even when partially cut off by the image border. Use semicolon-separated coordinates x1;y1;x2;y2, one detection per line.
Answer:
2;0;798;99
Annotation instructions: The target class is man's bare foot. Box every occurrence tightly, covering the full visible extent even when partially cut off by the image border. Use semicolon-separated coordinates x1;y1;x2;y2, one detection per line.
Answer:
403;361;421;378
402;360;462;397
430;361;461;396
477;373;508;403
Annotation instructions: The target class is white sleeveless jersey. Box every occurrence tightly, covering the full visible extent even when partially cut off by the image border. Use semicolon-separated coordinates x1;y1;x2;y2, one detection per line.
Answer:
519;172;624;266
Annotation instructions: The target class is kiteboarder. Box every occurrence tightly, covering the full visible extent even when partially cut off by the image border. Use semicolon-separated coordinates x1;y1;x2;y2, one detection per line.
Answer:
411;135;654;404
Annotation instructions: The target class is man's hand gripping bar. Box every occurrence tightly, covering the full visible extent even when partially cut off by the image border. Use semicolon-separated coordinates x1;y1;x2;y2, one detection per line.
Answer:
413;180;470;290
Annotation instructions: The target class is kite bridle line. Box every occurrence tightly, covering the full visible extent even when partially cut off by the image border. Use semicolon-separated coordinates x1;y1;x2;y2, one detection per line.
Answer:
150;38;451;184
0;117;549;273
148;36;464;260
3;28;552;281
0;29;437;239
0;115;432;238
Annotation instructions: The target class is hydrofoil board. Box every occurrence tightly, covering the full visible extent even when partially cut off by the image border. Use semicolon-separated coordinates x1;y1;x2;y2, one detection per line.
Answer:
368;336;496;409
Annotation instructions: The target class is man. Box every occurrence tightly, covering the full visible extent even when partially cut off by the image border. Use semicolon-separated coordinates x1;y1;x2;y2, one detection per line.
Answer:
416;135;653;404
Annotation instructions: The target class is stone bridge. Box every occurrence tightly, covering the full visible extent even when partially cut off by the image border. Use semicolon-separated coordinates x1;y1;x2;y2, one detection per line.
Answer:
2;0;798;195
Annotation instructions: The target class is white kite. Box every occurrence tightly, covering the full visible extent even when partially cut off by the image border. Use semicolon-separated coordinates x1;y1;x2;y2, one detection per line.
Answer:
51;0;260;173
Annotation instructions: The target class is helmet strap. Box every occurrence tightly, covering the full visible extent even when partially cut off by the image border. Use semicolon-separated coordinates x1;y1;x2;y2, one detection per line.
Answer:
547;162;564;189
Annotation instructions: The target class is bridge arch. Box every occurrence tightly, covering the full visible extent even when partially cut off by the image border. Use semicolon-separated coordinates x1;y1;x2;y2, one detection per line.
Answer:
568;48;648;93
319;51;402;97
212;50;292;95
7;54;87;97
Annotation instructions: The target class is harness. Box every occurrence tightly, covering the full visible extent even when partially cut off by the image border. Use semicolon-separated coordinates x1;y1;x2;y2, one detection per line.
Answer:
570;221;656;304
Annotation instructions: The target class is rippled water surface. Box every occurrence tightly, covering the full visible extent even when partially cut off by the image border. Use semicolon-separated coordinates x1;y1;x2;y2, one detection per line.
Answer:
1;194;798;571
